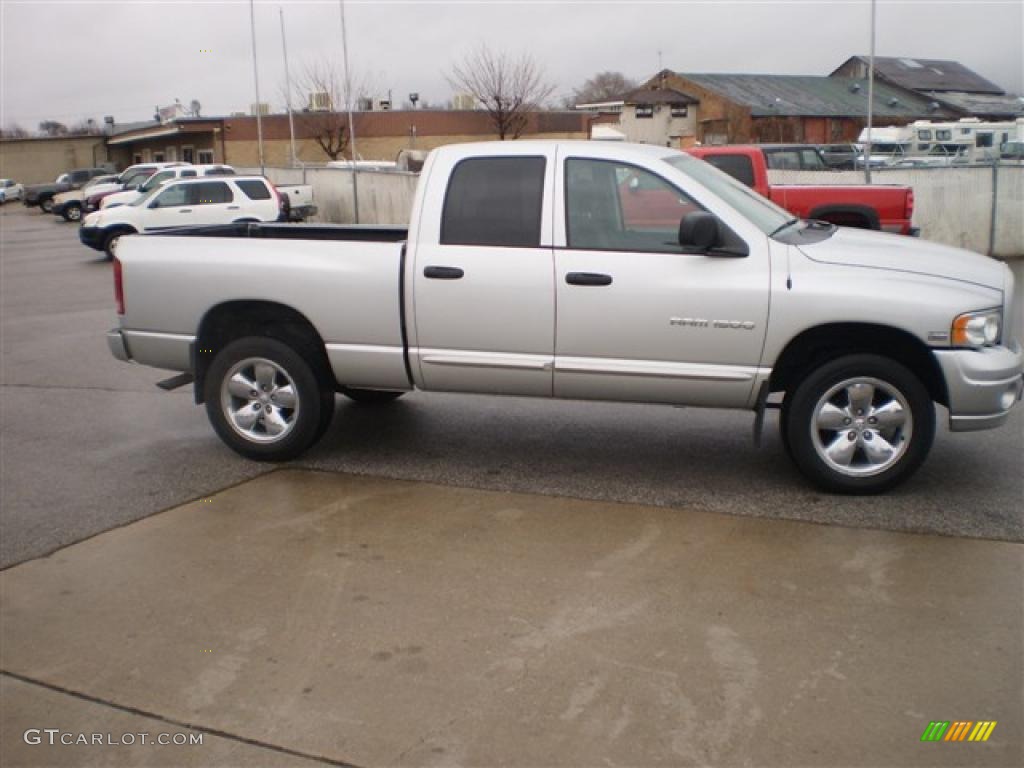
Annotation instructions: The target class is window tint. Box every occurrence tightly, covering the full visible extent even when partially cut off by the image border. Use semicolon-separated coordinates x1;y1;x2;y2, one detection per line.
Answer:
180;169;197;177
151;184;189;208
799;149;825;169
236;180;271;200
764;150;801;170
566;158;700;253
702;154;756;187
193;181;233;205
441;157;545;247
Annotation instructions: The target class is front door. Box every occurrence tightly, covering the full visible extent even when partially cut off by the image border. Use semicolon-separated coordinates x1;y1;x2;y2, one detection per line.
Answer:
553;155;771;408
410;150;555;397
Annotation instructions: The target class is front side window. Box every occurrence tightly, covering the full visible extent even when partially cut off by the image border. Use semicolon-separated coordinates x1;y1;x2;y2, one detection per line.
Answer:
441;156;545;247
193;181;233;205
566;158;700;253
140;170;175;192
151;184;189;208
799;149;826;169
764;150;801;170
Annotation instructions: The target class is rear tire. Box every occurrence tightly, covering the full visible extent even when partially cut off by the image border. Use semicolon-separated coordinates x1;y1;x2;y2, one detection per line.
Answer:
40;198;54;213
63;203;82;222
784;354;934;494
204;336;334;461
102;228;132;261
340;387;405;405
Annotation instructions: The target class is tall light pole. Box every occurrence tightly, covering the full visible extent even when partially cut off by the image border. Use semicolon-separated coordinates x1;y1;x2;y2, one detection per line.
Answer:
864;0;876;184
249;0;265;174
339;0;359;223
279;7;298;168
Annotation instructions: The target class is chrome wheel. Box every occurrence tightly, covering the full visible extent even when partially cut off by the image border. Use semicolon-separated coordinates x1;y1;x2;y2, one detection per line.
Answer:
811;377;912;477
220;357;299;444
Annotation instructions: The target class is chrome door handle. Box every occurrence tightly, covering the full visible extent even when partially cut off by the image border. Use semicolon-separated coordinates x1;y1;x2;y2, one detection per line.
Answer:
227;205;240;210
179;209;193;213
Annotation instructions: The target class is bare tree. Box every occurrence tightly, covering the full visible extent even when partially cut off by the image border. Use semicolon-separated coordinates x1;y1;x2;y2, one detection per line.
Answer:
38;120;68;136
68;118;102;136
286;59;381;160
446;46;556;139
571;71;636;106
0;123;29;138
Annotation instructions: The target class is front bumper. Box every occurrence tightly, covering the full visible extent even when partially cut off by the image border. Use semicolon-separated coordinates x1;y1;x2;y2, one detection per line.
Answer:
934;344;1024;431
79;226;105;251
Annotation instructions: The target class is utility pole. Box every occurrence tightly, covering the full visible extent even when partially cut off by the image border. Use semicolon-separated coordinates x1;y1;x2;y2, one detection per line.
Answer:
279;7;298;167
339;0;359;223
864;0;876;184
249;0;265;174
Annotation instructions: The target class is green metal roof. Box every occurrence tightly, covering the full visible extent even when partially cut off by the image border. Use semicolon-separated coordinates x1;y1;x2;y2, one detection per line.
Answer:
679;73;957;118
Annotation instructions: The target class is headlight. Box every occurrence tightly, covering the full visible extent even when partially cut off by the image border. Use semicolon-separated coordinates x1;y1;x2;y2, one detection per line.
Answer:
952;309;1002;348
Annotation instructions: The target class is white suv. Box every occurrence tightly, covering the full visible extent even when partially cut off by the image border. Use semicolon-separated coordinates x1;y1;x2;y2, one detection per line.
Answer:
80;176;284;258
101;164;235;209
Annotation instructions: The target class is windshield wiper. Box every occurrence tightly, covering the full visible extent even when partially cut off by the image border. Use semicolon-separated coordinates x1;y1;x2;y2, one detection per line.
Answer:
769;217;800;238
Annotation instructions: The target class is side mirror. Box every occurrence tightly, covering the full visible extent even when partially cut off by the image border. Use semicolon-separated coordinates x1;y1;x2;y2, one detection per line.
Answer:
678;211;719;251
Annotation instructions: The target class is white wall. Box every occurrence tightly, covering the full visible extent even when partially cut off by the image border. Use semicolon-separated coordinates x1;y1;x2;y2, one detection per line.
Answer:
768;165;1023;258
240;166;420;227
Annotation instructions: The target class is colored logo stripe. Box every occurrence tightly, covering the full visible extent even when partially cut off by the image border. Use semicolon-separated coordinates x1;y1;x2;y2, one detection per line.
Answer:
921;720;996;742
944;721;972;741
969;721;997;742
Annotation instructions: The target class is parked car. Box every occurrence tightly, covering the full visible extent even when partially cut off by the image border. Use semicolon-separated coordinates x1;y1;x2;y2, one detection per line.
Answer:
23;167;109;213
51;174;119;222
105;141;1022;494
0;178;25;203
101;164;234;209
81;175;307;258
687;145;916;234
818;144;859;170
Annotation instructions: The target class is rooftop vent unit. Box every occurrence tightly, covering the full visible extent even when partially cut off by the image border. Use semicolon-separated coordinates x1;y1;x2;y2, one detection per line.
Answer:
308;91;332;112
849;82;862;93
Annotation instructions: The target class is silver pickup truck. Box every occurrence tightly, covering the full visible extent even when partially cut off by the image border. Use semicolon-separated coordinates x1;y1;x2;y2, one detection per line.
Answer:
107;141;1022;494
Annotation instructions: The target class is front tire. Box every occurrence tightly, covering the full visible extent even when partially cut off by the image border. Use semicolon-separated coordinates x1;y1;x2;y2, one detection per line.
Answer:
102;228;133;261
784;354;934;494
40;197;54;213
204;336;335;461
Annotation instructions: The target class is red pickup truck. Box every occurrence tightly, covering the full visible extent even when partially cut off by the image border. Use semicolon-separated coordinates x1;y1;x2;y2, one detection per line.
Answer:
686;145;917;235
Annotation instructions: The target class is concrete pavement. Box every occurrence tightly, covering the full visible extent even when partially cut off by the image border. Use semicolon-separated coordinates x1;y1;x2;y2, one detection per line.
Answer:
2;470;1021;767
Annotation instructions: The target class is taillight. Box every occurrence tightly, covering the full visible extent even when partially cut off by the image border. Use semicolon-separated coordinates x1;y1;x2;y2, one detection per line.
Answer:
113;257;125;315
271;184;285;218
906;188;914;221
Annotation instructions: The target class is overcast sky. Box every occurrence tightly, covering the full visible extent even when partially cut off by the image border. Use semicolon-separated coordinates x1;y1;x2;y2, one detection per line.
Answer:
1;0;1021;129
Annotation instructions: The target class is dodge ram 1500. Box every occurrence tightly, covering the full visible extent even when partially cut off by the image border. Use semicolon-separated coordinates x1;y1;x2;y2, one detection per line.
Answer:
106;141;1022;494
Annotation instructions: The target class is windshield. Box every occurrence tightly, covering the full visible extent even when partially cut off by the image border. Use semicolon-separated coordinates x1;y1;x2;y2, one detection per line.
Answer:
139;170;175;193
663;153;792;235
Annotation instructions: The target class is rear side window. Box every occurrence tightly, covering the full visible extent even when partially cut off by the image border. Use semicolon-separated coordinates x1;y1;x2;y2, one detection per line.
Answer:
192;181;233;205
441;157;545;248
236;180;271;200
702;154;756;188
180;170;197;178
